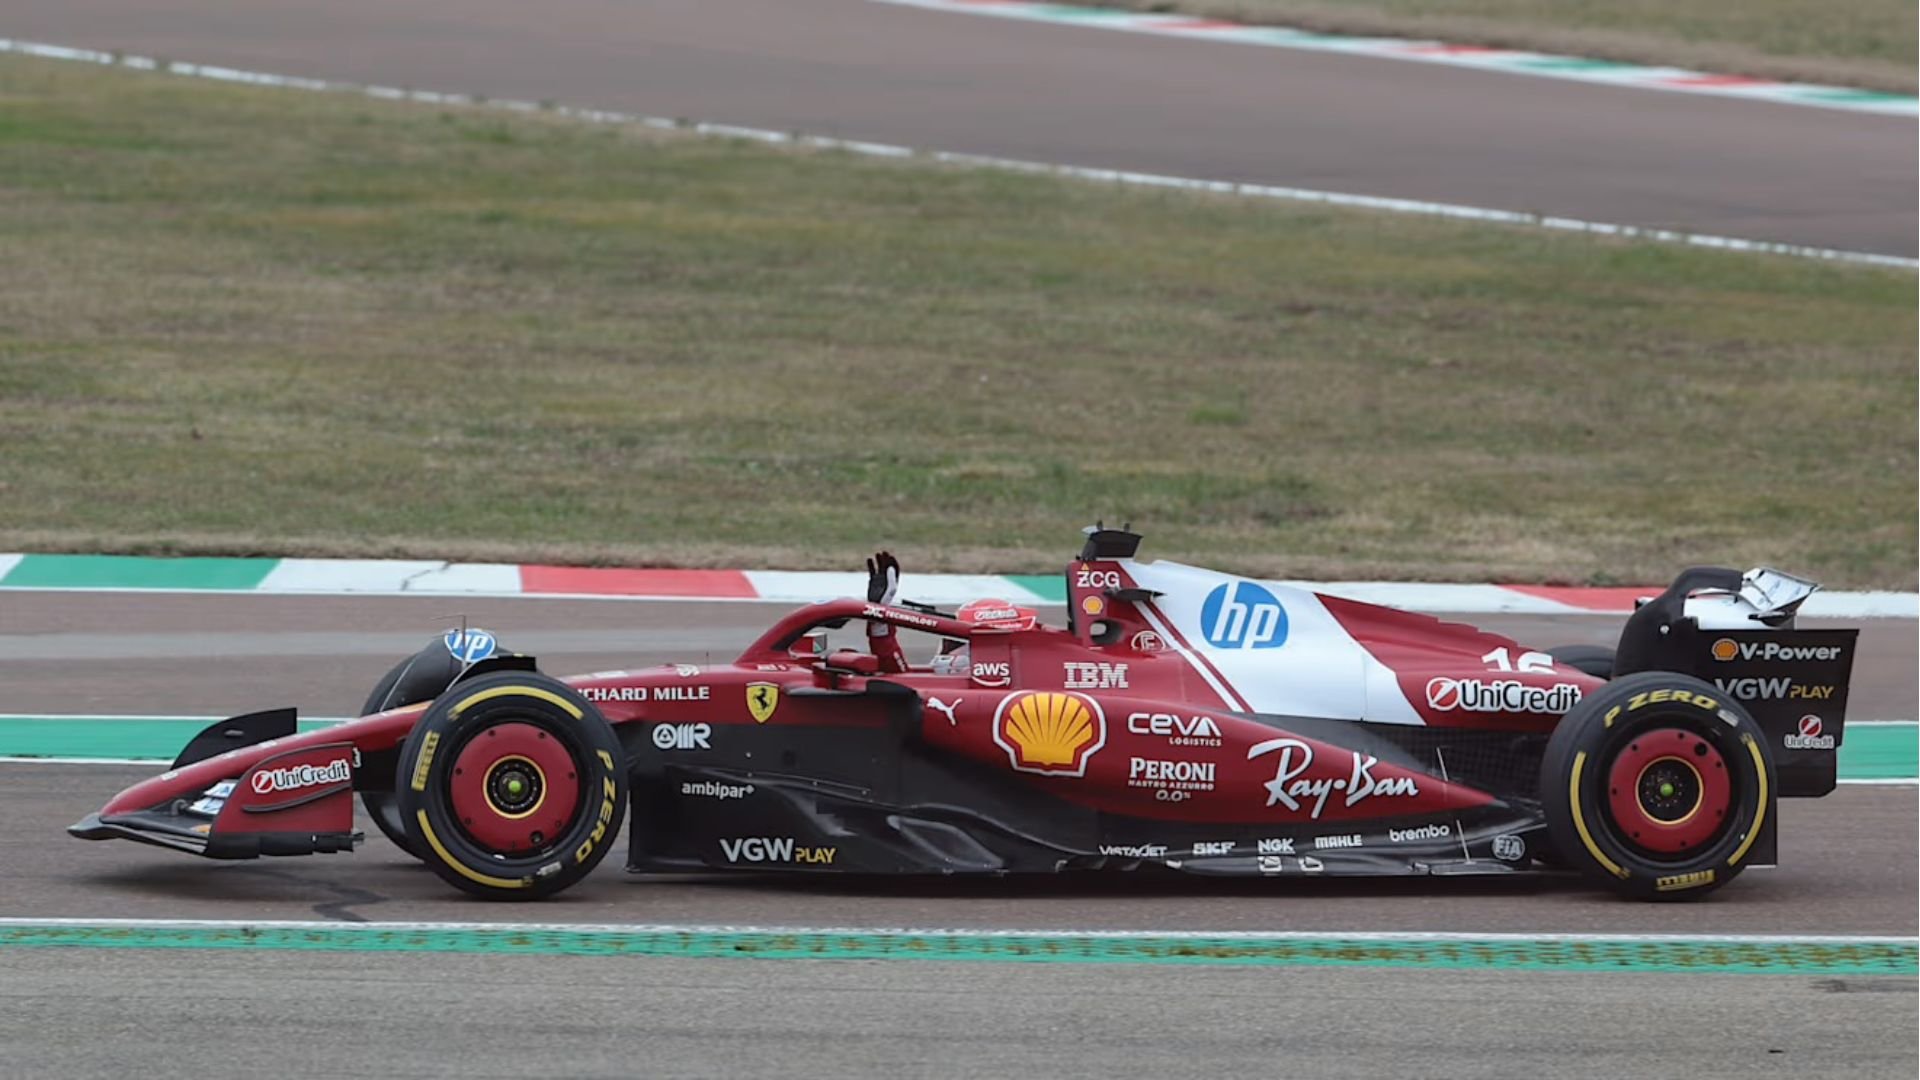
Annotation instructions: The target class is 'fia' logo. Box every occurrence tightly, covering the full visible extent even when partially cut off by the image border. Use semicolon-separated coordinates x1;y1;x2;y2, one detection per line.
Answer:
746;682;780;724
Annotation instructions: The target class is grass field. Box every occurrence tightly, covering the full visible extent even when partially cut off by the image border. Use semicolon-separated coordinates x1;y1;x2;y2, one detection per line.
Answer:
1060;0;1918;93
0;56;1913;586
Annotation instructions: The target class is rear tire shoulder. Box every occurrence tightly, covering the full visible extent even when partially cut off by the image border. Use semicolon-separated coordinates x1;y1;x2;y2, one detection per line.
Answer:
1547;644;1615;680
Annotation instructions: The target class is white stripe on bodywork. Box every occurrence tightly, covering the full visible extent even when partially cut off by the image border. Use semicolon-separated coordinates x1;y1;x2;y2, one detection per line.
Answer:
1134;602;1247;713
1305;582;1576;614
1126;560;1427;725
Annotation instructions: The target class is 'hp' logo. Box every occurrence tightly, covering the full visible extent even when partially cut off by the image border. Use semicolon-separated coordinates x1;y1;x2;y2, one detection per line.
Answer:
443;627;497;664
1200;582;1288;649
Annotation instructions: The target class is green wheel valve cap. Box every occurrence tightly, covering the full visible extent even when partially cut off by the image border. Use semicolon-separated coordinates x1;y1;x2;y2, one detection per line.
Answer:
1658;781;1676;798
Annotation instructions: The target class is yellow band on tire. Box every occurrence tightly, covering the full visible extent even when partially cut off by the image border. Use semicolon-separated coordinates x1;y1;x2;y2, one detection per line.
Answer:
450;684;584;720
1569;750;1631;880
1726;734;1770;867
416;809;528;890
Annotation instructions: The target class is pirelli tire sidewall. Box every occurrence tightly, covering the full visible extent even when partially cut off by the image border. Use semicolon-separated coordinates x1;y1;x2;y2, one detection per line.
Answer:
1542;671;1773;901
358;643;466;860
397;672;627;901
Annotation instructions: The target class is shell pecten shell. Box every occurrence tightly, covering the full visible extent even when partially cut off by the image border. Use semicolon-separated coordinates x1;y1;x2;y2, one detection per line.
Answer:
993;691;1106;776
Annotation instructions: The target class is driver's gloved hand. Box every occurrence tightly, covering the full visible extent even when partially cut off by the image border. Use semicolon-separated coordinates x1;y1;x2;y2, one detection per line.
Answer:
866;551;900;606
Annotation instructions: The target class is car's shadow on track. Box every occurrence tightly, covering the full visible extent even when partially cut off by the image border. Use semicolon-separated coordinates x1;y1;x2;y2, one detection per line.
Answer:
71;857;426;918
65;853;1598;919
620;867;1591;903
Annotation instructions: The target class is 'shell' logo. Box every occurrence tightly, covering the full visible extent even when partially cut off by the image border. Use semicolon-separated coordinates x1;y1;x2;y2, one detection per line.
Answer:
993;691;1106;777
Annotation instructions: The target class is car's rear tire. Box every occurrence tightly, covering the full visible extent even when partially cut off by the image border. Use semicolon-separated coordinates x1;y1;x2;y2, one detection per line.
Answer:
395;672;627;901
1541;671;1773;900
1547;644;1615;680
357;643;469;860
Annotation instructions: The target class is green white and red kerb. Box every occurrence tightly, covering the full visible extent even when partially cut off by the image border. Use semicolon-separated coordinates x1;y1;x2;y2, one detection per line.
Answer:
873;0;1916;117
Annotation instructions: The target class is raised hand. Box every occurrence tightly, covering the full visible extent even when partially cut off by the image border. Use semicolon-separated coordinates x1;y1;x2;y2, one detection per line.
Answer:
865;551;900;606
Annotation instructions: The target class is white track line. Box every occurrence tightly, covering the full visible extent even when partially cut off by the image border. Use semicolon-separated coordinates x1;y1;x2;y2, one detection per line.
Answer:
0;714;350;723
0;580;1913;619
0;585;800;604
1838;778;1920;786
871;0;1918;117
0;37;1910;270
0;756;163;766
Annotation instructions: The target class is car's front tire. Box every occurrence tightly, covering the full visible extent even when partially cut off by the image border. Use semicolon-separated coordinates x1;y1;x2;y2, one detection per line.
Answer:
396;672;627;900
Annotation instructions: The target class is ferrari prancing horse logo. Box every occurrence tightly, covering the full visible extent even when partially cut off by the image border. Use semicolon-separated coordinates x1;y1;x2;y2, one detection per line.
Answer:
746;682;780;724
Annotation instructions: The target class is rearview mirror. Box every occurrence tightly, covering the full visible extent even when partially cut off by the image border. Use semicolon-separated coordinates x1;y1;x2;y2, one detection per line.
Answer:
789;628;830;660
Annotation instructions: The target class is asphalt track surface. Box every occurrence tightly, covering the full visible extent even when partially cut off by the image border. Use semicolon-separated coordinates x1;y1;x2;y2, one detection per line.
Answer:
1;593;1914;1074
6;0;1915;256
2;950;1914;1080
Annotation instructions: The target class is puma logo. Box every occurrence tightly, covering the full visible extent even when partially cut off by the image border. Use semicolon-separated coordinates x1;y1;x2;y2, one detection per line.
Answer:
928;696;962;726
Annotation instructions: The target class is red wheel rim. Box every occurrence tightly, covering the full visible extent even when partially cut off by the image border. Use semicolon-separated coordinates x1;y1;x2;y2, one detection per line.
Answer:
1605;727;1732;855
447;722;582;855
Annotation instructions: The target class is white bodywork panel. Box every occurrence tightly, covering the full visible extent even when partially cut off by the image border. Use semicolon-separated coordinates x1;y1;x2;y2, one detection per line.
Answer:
1124;560;1426;725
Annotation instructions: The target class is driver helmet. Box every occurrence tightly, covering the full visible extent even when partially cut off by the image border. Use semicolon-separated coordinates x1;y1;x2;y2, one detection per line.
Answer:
931;598;1039;675
956;597;1038;631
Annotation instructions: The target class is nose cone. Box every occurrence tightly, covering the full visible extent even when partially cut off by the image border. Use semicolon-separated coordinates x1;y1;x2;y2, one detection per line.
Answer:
68;811;111;840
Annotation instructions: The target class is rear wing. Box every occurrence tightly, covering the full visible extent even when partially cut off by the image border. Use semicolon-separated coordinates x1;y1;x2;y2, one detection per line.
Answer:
1674;624;1857;797
1615;566;1857;797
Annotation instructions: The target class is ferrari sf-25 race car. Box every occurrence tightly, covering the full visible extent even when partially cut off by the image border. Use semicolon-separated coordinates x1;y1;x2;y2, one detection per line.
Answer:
72;528;1859;901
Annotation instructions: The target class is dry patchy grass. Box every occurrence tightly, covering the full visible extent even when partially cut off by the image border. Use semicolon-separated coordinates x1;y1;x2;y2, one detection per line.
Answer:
0;57;1913;585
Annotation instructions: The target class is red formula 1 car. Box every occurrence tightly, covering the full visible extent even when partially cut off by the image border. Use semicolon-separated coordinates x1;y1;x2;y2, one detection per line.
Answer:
72;528;1858;901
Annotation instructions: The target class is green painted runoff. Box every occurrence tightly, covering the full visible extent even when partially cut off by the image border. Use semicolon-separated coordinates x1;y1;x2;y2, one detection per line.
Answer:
0;923;1912;975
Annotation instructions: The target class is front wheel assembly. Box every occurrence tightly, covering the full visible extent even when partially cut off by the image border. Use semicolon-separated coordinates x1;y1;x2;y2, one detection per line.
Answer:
395;672;627;900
